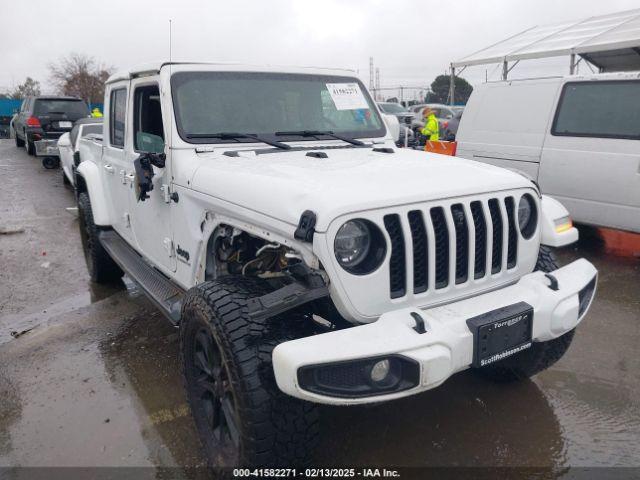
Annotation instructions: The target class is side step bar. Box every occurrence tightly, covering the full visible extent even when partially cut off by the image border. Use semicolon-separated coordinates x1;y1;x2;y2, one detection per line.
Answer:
99;230;184;325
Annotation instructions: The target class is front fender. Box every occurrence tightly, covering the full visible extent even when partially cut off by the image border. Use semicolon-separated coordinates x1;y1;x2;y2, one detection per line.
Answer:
540;195;579;247
77;161;112;226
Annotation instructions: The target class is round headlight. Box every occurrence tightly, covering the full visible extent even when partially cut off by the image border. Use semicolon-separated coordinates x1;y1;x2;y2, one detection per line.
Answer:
518;194;538;239
334;219;387;275
334;220;371;268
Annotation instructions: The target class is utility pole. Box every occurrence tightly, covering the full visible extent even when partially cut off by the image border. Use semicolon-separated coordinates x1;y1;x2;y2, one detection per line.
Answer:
375;68;380;101
449;65;456;106
369;57;374;92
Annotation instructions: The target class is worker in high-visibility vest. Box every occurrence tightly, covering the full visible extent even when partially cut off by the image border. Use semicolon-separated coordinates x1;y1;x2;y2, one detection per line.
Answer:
91;107;103;118
420;107;440;141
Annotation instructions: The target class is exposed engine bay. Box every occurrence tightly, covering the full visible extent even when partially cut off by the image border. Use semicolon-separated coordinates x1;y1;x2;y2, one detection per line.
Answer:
204;225;349;328
206;225;303;279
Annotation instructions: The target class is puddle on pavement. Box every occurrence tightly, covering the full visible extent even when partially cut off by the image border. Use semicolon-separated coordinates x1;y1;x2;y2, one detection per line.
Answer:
99;311;207;468
316;373;567;468
538;370;640;466
0;278;138;346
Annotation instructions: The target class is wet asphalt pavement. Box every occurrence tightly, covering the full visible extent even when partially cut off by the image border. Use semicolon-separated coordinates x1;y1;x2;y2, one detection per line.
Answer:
0;139;639;474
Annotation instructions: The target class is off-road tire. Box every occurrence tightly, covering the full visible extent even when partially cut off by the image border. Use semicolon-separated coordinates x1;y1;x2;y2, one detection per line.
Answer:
475;245;575;382
77;192;123;283
180;276;320;467
15;133;25;148
535;245;559;273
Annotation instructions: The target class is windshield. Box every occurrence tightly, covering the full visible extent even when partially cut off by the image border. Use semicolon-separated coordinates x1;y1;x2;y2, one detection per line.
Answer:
452;106;465;114
378;103;408;114
33;99;89;117
171;72;385;144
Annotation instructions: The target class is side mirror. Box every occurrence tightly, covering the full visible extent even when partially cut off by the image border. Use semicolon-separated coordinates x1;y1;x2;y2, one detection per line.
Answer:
133;149;166;202
382;113;400;142
136;132;165;155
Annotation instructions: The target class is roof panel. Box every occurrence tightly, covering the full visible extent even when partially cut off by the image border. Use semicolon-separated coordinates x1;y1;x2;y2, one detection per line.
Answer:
453;22;573;67
453;8;640;68
577;15;640;52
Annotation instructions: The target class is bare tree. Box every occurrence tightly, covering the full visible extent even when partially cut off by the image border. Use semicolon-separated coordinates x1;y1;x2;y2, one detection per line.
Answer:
10;77;41;99
49;53;113;104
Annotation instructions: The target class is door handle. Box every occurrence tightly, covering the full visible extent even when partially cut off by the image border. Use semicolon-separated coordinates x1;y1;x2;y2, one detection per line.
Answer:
103;164;114;174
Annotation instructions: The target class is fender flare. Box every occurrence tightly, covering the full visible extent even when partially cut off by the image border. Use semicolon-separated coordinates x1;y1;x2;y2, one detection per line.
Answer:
76;161;112;226
540;195;579;247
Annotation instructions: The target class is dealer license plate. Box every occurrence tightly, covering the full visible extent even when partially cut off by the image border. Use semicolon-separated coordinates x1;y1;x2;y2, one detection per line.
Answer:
466;302;533;368
58;121;73;128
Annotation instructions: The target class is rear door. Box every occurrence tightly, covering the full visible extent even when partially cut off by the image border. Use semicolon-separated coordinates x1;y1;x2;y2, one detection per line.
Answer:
102;84;135;242
539;80;640;232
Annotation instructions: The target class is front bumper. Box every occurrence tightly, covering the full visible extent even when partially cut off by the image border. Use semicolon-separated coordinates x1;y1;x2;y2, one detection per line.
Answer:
273;259;597;405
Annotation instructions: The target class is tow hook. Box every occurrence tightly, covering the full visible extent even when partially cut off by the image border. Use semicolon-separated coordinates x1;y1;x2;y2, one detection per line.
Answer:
544;273;559;291
411;311;427;334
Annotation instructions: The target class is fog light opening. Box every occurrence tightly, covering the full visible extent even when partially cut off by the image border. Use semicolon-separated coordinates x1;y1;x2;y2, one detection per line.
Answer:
297;355;420;398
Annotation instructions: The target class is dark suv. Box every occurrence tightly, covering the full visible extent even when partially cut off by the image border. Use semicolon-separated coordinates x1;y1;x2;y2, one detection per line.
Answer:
14;96;90;155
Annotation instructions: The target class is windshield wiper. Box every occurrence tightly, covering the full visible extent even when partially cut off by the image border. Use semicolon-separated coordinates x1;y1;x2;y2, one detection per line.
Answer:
185;132;291;150
275;130;366;146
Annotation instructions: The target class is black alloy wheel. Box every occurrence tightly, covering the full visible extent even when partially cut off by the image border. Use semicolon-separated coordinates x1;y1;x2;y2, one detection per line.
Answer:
185;324;241;464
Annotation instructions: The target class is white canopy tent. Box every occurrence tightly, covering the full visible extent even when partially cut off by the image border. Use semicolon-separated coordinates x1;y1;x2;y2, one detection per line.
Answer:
449;8;640;104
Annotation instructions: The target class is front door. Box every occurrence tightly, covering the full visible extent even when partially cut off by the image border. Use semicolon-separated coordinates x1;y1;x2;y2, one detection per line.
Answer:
123;78;176;273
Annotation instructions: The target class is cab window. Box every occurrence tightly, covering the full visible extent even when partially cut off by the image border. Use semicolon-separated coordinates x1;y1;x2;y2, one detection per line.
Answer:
109;88;127;148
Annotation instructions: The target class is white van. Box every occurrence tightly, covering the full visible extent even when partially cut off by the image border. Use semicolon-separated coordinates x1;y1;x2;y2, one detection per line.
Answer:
456;72;640;233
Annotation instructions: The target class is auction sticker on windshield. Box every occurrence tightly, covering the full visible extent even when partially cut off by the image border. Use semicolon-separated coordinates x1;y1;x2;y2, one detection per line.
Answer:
326;83;369;110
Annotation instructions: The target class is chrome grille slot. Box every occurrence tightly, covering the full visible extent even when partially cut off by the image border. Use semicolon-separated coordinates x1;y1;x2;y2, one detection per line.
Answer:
505;196;518;269
488;199;503;274
408;210;428;294
430;207;450;289
383;214;406;299
470;201;487;279
451;204;469;285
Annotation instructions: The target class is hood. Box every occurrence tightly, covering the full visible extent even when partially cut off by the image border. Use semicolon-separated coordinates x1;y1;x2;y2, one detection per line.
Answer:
189;147;533;231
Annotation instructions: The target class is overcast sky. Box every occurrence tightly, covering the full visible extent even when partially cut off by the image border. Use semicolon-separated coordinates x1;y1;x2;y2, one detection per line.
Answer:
2;0;639;101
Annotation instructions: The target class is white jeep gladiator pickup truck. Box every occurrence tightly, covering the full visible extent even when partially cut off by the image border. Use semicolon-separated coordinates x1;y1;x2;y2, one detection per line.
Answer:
75;62;598;467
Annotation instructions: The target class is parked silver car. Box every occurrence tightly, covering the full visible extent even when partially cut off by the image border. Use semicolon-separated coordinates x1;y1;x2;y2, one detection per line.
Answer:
411;103;464;132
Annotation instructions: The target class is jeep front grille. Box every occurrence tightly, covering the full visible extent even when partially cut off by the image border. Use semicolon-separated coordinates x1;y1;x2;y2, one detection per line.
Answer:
383;196;520;298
